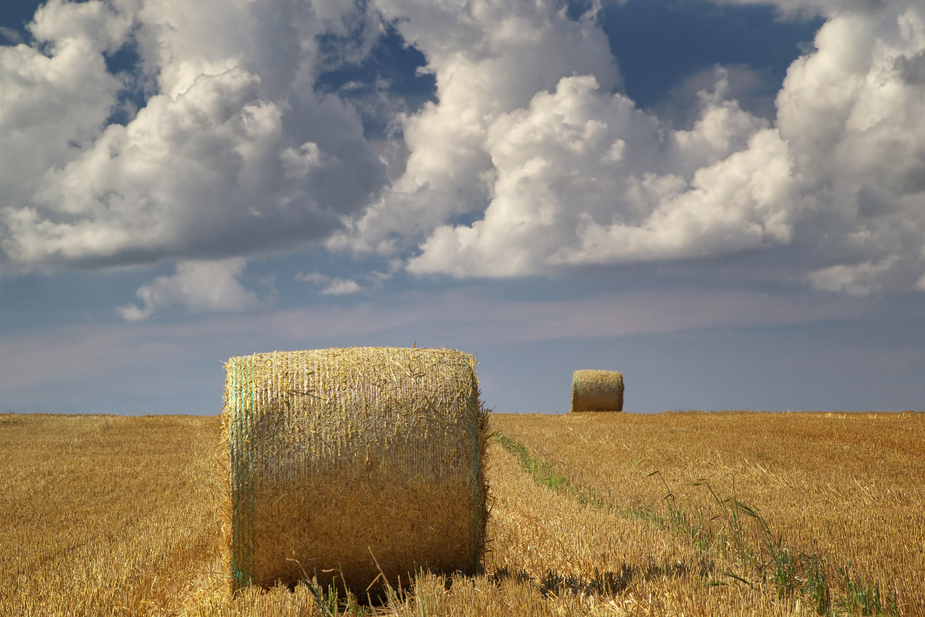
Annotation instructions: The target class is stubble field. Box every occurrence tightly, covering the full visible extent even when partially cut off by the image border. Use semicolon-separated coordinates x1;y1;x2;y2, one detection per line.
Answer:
1;411;922;616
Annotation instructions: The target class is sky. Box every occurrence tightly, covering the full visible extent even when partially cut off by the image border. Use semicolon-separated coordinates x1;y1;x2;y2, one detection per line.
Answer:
0;0;923;416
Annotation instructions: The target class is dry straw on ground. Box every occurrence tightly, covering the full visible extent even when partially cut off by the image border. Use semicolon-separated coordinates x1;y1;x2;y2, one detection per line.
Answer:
571;370;624;412
221;347;489;596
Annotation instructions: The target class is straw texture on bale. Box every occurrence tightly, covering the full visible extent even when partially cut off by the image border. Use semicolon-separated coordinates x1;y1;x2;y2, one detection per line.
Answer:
220;347;488;595
571;370;624;412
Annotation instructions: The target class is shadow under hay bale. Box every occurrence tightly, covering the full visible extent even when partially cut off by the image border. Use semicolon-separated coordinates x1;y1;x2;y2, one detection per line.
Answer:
571;370;624;412
220;347;489;597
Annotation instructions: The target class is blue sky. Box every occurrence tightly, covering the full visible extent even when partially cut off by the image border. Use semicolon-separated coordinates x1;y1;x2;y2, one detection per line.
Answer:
1;0;923;415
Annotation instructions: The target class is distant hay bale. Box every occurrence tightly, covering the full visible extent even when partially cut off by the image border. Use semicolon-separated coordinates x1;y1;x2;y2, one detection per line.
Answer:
220;347;488;595
571;370;624;412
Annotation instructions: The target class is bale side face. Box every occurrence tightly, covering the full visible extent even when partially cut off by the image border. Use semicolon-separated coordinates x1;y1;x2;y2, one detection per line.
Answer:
221;347;487;595
571;369;624;412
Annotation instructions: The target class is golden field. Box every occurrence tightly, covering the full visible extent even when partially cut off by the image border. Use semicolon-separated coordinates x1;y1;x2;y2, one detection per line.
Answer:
1;411;922;616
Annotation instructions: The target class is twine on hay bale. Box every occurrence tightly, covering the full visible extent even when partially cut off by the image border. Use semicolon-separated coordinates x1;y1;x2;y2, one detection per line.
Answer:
571;370;624;412
220;347;489;595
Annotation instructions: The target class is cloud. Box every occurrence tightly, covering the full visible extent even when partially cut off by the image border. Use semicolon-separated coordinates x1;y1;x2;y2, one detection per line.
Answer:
117;258;266;320
30;0;135;51
808;259;897;296
658;64;780;126
706;0;889;18
328;0;622;256
773;5;925;286
2;0;925;299
371;1;925;295
0;26;23;45
295;271;362;295
0;0;128;234
0;0;388;269
405;71;791;277
337;2;810;278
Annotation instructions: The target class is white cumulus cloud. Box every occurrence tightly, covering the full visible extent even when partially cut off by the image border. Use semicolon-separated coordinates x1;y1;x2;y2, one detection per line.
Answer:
295;271;362;295
773;4;925;290
2;0;925;300
406;70;795;277
808;259;897;296
328;0;622;256
0;0;387;270
0;0;128;229
117;258;265;320
364;0;925;295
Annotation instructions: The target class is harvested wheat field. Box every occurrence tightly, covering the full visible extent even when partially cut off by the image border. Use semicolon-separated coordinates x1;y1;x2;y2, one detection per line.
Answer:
1;410;923;616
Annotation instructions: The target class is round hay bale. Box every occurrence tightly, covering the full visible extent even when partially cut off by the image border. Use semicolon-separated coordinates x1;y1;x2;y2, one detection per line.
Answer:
571;370;624;412
221;347;488;595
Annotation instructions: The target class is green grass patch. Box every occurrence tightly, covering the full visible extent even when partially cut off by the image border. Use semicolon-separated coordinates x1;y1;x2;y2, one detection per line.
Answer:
494;433;604;508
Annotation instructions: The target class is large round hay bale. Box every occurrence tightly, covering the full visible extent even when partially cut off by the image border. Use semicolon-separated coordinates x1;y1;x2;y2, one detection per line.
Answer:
221;347;488;595
571;370;624;412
